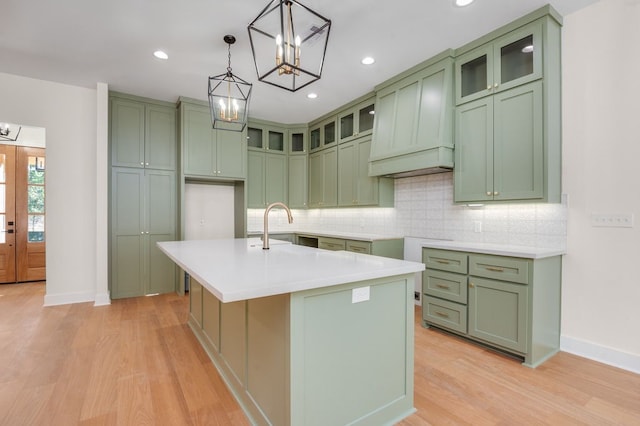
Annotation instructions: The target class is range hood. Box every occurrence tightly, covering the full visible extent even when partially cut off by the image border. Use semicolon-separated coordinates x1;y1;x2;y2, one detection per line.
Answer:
368;145;454;178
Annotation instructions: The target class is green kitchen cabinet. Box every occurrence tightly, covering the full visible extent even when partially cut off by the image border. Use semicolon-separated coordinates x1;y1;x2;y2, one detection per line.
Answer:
288;127;308;155
453;8;562;203
308;234;403;259
110;94;177;170
247;120;286;153
309;116;337;152
308;146;337;208
247;151;288;208
369;51;455;177
111;167;176;299
454;81;543;202
288;154;308;209
337;97;375;144
455;22;543;105
421;247;562;367
180;99;246;179
338;137;393;207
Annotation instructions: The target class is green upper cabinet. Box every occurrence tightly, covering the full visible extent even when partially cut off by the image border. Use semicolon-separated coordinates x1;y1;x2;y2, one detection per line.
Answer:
454;8;561;203
288;127;308;155
337;98;375;144
110;94;176;170
179;99;246;179
309;116;337;153
247;120;287;153
288;155;308;209
247;151;288;208
308;146;337;208
455;22;543;105
338;137;393;207
369;51;455;177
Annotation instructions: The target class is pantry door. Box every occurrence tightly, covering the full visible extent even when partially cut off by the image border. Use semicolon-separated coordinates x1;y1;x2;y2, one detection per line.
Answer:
16;147;46;282
0;145;16;283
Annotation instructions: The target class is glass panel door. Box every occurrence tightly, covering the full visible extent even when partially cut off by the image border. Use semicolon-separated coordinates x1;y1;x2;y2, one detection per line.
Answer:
500;34;534;85
0;145;16;283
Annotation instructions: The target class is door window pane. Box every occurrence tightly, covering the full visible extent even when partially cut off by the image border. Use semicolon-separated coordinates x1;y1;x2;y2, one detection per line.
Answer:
0;184;4;212
0;214;4;244
268;131;284;151
501;35;534;84
247;127;263;148
28;185;45;213
359;104;375;133
0;154;5;183
291;133;304;152
28;214;45;242
340;113;354;139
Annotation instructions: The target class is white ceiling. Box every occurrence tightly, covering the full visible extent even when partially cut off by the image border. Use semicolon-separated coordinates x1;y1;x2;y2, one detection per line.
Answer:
0;0;596;124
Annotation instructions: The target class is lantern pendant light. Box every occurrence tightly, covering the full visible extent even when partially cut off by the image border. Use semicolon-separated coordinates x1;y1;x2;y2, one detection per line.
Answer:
208;35;252;132
248;0;331;92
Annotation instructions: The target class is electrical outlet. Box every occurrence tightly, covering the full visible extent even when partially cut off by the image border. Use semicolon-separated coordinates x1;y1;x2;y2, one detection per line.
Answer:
591;213;634;228
414;291;420;301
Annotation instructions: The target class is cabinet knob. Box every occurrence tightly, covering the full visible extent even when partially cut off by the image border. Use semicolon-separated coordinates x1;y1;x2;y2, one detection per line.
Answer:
493;191;499;196
486;191;492;196
487;85;492;91
140;162;144;166
494;83;499;88
145;162;149;166
469;282;475;288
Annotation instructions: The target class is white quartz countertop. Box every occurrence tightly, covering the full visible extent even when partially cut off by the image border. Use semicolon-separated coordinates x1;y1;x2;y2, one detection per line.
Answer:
158;238;425;302
419;239;565;259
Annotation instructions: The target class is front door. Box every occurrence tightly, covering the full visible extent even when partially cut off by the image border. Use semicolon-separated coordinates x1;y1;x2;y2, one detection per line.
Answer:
0;144;46;283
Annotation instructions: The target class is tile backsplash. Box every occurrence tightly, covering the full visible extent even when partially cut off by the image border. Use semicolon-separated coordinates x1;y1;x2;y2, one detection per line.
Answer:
248;172;567;249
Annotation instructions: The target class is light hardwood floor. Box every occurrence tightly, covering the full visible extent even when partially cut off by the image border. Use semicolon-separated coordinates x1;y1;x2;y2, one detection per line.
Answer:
0;282;638;425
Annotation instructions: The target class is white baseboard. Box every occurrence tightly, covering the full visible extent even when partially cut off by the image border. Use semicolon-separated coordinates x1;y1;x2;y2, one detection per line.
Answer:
561;335;640;374
43;291;96;306
94;291;111;306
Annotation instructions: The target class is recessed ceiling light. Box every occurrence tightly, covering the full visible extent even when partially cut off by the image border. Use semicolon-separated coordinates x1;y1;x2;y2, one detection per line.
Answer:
455;0;474;6
361;57;375;65
307;93;318;99
153;50;168;60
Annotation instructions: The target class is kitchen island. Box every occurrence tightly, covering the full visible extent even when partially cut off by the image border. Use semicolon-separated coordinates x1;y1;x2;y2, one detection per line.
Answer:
158;238;425;426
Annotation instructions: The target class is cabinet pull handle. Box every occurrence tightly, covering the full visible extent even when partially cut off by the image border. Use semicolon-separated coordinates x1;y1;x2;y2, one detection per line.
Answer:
435;311;449;318
486;266;504;272
435;284;450;289
435;259;450;264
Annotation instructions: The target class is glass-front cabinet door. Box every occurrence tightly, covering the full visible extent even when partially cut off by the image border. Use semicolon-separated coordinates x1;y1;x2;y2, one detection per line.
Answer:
338;100;375;143
267;129;284;152
310;126;321;151
289;127;307;154
455;22;542;105
247;127;263;149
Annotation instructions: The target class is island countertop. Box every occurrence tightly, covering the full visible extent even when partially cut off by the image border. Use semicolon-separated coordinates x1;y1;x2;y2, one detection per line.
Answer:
158;238;425;303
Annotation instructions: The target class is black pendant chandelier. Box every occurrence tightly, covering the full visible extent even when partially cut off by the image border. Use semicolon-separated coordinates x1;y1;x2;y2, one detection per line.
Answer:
208;35;252;132
248;0;331;92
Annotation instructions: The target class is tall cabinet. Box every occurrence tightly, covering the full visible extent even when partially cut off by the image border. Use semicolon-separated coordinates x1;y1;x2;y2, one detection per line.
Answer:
454;8;562;203
110;92;177;299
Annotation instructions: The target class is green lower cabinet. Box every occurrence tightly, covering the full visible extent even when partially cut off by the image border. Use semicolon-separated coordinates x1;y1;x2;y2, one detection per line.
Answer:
313;235;404;259
422;248;561;367
111;168;176;299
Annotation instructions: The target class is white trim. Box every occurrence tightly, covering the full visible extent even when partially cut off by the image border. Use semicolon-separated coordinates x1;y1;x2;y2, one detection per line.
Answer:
43;291;95;306
561;335;640;374
94;291;111;306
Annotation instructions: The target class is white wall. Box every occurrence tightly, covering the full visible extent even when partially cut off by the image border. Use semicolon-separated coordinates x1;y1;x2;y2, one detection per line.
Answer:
0;72;98;305
561;0;640;372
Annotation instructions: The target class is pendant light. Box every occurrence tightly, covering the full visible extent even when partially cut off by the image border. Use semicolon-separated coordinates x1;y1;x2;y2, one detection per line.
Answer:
208;35;252;132
248;0;331;92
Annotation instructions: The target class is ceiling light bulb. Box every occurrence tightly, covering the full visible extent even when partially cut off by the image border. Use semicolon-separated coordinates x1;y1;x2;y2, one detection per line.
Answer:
307;93;318;99
361;57;375;65
455;0;474;6
153;50;168;60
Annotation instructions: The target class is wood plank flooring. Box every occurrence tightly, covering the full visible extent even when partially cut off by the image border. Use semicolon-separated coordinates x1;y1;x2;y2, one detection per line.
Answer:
0;282;638;425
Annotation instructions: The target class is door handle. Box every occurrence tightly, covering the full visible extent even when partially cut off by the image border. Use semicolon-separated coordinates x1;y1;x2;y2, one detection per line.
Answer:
7;230;14;234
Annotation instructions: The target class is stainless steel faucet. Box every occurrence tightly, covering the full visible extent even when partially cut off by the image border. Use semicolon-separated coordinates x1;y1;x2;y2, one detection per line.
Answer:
263;202;293;249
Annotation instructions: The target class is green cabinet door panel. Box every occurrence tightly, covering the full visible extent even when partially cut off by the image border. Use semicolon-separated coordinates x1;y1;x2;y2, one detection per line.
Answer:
144;104;176;170
215;127;246;179
110;98;145;168
454;97;494;202
288;155;308;208
247;151;265;207
338;137;390;207
468;276;528;354
265;153;288;205
146;170;176;294
337;142;356;206
308;147;337;208
493;81;543;201
183;106;215;176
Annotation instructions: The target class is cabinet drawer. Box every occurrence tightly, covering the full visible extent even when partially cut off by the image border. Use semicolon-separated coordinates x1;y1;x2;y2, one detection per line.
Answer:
423;296;467;334
318;237;346;251
469;254;530;285
423;248;468;274
346;240;371;254
423;269;468;304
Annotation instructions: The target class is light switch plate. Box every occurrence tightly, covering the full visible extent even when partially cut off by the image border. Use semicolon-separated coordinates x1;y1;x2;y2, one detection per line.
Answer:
352;286;370;303
591;213;634;228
